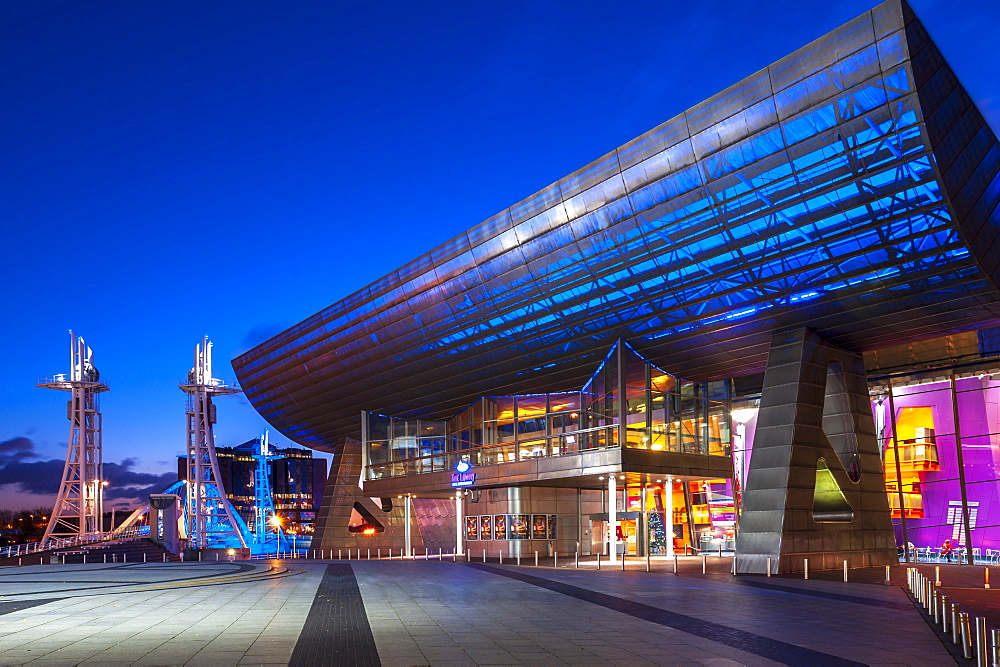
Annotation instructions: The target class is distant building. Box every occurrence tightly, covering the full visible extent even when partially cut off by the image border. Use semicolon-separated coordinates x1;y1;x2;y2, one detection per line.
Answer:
177;439;327;534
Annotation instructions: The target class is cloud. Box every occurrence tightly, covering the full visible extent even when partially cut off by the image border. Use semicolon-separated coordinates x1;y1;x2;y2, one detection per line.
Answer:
241;323;289;351
0;437;176;507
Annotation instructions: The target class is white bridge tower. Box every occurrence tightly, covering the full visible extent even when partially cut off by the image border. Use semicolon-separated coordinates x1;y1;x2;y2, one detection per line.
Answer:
179;337;246;549
38;331;109;543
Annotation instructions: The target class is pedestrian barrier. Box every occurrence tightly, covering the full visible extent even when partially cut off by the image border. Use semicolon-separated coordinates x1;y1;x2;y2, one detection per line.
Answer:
907;566;999;665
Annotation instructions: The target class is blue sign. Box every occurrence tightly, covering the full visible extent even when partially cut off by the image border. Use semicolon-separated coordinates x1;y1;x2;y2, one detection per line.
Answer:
451;460;475;487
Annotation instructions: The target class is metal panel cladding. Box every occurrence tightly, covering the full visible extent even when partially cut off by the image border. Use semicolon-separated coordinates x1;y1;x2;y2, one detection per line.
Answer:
234;0;1000;453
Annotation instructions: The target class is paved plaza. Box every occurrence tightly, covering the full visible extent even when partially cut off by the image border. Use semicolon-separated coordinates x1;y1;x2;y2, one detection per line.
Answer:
0;558;956;665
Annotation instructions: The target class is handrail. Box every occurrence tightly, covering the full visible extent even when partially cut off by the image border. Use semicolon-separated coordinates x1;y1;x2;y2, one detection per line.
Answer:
0;524;149;559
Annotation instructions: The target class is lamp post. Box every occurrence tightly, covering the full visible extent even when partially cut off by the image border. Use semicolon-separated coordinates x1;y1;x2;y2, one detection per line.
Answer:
269;515;283;554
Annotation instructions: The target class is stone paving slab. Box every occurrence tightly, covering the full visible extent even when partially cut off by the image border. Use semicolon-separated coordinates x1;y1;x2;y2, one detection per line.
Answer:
0;559;961;665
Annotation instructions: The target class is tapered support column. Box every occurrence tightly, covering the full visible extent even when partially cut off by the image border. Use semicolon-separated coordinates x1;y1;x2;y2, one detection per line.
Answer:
735;329;896;574
608;476;617;563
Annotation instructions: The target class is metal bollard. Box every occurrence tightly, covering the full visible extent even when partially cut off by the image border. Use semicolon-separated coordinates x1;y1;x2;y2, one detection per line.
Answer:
339;549;342;560
961;613;973;659
767;557;772;577
673;555;678;575
952;603;961;644
162;553;165;563
554;552;558;568
804;558;809;579
719;543;723;558
104;554;107;564
597;553;601;570
936;565;941;586
576;551;579;569
884;564;891;586
535;551;539;566
483;549;486;563
942;595;950;633
990;628;1000;667
517;552;521;566
702;554;707;575
424;548;428;560
843;560;848;582
933;590;939;623
977;616;988;667
499;551;503;565
926;580;934;611
646;551;650;572
620;552;624;571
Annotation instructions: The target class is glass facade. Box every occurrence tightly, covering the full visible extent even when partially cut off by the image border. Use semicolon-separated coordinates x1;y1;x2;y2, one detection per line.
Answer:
364;341;731;481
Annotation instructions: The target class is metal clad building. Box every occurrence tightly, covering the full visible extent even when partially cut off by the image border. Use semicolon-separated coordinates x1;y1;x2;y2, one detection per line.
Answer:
234;0;1000;458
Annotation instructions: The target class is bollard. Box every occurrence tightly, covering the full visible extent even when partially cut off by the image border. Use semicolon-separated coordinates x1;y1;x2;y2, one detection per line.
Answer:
162;553;165;563
933;591;939;623
936;565;941;587
377;549;380;560
517;552;521;566
977;616;988;667
719;542;723;558
952;603;961;645
767;557;772;577
104;554;107;564
18;557;21;566
576;551;579;569
926;580;933;611
425;548;428;560
987;567;992;590
702;554;707;575
144;553;147;563
673;555;678;575
535;551;539;567
961;613;973;659
483;549;486;563
339;549;342;560
199;551;202;562
347;549;350;561
438;548;442;561
804;558;809;580
731;556;737;576
554;552;558;568
942;595;950;633
62;554;66;565
990;628;1000;667
843;560;848;582
499;551;503;565
597;553;601;570
646;551;650;572
884;564;891;586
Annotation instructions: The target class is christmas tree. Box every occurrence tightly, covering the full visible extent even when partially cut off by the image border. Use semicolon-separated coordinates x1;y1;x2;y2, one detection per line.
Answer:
648;511;667;553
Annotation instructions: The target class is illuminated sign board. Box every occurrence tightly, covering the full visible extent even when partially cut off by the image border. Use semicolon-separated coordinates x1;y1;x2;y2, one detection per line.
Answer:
451;460;475;487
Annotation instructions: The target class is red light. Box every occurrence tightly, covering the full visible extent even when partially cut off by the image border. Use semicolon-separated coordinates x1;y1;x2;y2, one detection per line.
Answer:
362;527;376;535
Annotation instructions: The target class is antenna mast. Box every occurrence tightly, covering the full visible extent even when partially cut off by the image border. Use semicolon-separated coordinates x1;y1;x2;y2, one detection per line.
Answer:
38;331;110;543
179;336;246;549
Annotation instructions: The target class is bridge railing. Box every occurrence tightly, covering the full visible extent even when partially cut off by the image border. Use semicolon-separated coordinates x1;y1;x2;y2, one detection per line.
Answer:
0;524;150;559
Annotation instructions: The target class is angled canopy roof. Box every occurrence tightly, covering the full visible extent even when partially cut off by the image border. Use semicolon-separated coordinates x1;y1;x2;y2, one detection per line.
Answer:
234;0;1000;452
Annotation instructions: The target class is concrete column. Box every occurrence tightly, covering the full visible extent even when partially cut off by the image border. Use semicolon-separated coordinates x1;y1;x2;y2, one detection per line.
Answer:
404;494;412;558
666;478;674;558
455;492;463;556
640;484;648;557
608;475;617;563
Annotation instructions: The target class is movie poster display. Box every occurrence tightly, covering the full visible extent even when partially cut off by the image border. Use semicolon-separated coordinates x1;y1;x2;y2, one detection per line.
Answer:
480;515;493;540
548;515;557;539
510;514;529;540
493;515;508;540
531;514;548;539
466;516;479;540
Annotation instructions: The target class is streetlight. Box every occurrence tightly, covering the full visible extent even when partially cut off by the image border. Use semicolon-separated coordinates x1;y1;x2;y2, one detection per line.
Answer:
269;515;283;554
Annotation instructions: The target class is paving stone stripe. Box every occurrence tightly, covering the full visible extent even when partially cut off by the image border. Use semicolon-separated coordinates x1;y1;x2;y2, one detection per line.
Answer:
466;562;866;666
727;578;912;610
290;563;380;667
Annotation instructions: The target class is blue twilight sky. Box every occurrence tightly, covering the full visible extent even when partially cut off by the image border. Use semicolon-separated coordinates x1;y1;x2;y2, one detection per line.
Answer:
2;0;998;510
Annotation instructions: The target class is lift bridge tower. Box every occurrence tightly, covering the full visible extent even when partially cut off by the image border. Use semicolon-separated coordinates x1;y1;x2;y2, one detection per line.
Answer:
179;337;246;550
38;331;109;543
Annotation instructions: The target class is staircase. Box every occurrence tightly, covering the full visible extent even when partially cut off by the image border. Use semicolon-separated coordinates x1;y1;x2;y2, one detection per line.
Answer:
55;538;181;564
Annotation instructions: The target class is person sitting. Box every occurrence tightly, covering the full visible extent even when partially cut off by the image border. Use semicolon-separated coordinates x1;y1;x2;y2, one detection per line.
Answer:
941;539;954;562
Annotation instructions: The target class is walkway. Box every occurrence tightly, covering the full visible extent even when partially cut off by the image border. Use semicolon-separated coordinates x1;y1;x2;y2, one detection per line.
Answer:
0;558;955;665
